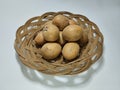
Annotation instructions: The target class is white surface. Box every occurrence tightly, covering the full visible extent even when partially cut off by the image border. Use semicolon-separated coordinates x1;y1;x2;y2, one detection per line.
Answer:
0;0;120;90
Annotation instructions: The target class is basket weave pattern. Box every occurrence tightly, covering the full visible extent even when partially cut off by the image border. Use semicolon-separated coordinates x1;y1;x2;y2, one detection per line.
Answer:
14;11;103;75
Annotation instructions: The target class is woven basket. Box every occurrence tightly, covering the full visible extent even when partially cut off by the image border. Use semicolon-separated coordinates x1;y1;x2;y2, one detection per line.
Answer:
14;11;104;75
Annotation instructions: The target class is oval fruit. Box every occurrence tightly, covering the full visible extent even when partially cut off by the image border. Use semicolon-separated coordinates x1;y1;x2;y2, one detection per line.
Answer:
62;25;83;41
62;43;80;61
53;15;69;30
80;30;88;45
41;43;62;60
43;24;59;41
69;20;77;25
34;32;44;45
44;21;53;25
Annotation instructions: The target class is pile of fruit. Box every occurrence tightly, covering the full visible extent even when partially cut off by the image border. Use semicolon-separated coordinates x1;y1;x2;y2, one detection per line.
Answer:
34;15;88;62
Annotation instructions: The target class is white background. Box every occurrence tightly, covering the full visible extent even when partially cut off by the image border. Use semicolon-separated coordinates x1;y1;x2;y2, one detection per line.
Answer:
0;0;120;90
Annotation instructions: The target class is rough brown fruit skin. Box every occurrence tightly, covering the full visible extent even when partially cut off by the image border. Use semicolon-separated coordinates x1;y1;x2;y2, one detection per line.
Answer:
69;20;77;25
43;24;59;41
80;30;88;45
62;25;83;41
34;32;44;45
41;43;62;60
62;43;80;61
53;15;69;30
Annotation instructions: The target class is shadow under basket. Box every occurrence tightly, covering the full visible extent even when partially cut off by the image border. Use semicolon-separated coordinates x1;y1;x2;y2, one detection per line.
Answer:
14;11;104;75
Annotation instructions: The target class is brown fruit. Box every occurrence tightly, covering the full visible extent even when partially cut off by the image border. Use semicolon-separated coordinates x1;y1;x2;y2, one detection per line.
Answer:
59;31;66;45
41;21;53;28
62;43;80;61
34;32;44;45
41;43;62;60
62;25;83;41
44;21;53;25
43;23;59;41
53;15;69;30
69;20;77;25
80;30;88;45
